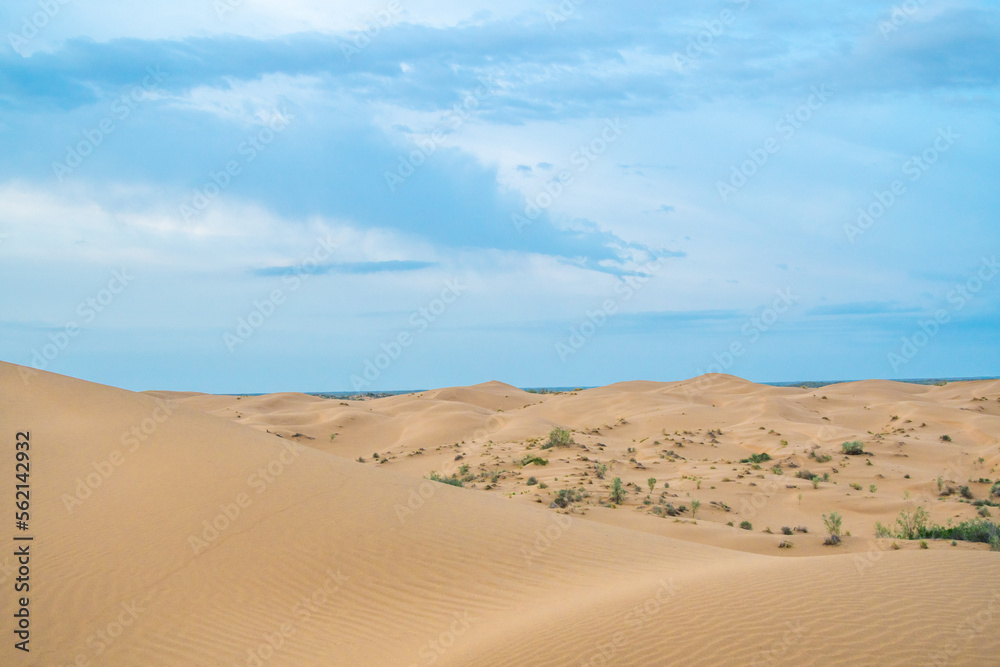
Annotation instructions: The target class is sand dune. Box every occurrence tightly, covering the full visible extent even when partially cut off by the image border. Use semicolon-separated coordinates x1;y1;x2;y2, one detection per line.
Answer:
3;363;999;665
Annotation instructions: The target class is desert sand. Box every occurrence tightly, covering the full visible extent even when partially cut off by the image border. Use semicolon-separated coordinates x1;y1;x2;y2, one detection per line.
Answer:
3;361;999;665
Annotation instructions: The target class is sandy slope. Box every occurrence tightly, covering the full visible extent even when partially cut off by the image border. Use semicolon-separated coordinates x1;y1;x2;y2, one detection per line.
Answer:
2;363;998;666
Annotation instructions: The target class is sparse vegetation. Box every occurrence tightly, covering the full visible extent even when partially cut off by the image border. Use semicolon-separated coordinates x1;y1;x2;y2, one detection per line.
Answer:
691;499;701;518
841;441;866;455
542;428;574;449
526;476;538;486
740;452;772;464
778;540;792;549
823;511;843;539
739;520;752;531
610;477;625;504
940;434;952;442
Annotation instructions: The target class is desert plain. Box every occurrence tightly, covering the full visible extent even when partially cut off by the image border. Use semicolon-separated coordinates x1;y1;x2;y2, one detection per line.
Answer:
3;361;1000;665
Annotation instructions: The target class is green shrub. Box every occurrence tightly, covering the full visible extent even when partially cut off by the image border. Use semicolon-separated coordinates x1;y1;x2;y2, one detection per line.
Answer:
814;452;832;463
740;452;772;464
427;471;464;487
841;441;866;455
895;506;930;540
771;465;783;475
552;488;584;508
795;470;815;480
521;455;549;467
526;476;538;486
781;526;793;535
610;477;625;504
691;499;701;518
940;434;952;442
739;520;752;531
823;511;843;537
992;481;1000;497
542;428;574;449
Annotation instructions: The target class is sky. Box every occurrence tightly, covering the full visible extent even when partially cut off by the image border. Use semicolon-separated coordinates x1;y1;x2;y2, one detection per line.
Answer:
1;0;998;393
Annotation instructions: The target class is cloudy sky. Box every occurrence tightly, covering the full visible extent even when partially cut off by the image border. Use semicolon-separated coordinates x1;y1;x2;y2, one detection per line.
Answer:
2;0;998;392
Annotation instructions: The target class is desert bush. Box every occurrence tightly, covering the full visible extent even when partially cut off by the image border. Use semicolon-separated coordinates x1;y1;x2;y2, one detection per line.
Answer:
594;463;607;479
869;484;877;493
823;511;843;538
610;477;625;504
940;434;952;442
960;485;974;500
778;541;792;549
740;520;753;531
427;471;464;487
527;476;538;486
895;506;930;540
647;477;657;493
521;455;549;467
850;483;862;491
771;465;783;475
542;428;574;449
740;452;772;464
795;469;815;480
691;499;701;518
811;477;820;489
978;506;991;518
841;441;866;455
781;526;793;535
551;488;584;508
992;481;1000;497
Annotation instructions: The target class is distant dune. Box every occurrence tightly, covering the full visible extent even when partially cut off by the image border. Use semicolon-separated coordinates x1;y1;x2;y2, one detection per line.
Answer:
4;362;999;665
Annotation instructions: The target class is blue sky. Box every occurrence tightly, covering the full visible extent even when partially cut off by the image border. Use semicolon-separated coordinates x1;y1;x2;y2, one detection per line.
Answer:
1;0;998;392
